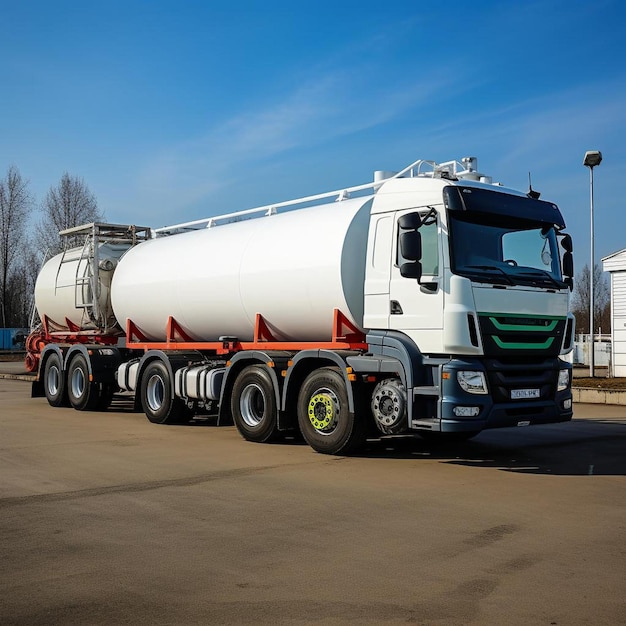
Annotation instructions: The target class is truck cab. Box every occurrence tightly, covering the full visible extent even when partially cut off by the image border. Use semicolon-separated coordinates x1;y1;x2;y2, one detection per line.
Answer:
362;159;574;436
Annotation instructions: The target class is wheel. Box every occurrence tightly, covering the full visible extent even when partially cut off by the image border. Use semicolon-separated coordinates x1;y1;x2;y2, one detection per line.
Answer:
43;352;68;407
419;430;480;443
371;378;407;435
231;365;279;443
297;367;366;455
67;354;100;411
139;360;188;424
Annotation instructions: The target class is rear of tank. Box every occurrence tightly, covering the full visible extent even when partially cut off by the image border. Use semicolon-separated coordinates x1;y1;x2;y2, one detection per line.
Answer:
34;243;130;332
110;196;373;342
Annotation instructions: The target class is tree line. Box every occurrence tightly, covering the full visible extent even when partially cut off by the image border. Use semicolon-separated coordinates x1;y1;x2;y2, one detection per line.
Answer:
0;166;103;328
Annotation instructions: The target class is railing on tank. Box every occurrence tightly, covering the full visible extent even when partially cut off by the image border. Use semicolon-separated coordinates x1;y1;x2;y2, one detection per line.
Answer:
152;157;486;237
55;223;152;331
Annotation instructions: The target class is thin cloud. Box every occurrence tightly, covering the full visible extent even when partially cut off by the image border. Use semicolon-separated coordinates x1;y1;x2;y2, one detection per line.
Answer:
410;77;626;167
136;66;456;218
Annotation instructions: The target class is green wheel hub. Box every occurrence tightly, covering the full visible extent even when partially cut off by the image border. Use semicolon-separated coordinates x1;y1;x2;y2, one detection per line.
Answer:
307;390;338;432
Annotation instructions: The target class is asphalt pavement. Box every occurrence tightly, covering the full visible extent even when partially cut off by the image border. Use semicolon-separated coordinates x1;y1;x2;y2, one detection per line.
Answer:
1;377;625;625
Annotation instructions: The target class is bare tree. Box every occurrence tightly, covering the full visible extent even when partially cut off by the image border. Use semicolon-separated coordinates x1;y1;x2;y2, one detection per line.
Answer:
0;166;32;327
37;173;103;254
571;263;611;336
8;245;42;328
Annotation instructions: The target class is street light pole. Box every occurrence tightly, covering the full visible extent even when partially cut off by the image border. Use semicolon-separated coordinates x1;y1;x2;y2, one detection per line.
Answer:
583;150;602;377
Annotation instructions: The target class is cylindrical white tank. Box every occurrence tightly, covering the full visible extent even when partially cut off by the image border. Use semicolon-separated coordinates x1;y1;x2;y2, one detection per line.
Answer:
35;244;130;332
111;197;373;342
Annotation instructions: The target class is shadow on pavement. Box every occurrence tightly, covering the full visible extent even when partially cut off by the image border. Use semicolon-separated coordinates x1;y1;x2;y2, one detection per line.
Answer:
358;419;626;477
107;393;626;476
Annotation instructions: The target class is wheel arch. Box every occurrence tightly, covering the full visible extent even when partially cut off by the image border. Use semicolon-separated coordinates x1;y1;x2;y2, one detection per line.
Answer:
39;344;67;377
361;330;432;427
64;344;93;374
282;350;357;423
217;351;287;427
64;345;124;385
135;350;203;395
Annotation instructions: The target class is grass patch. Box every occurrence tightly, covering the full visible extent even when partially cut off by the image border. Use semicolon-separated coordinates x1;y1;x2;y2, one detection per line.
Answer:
573;377;626;389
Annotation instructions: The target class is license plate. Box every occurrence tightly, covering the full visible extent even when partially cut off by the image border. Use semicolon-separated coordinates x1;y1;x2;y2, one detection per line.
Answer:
511;388;540;399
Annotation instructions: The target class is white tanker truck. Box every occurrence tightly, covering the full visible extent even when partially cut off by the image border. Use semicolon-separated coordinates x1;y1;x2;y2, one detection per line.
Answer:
27;156;575;454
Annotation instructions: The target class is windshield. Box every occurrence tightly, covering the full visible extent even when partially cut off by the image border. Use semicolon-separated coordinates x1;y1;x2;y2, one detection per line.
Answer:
448;211;565;288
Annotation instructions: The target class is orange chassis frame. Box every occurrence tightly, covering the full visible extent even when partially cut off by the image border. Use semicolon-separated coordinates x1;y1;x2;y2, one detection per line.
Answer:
125;309;367;354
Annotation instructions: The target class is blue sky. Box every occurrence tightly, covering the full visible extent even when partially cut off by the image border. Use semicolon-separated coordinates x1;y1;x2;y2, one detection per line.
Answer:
1;0;624;272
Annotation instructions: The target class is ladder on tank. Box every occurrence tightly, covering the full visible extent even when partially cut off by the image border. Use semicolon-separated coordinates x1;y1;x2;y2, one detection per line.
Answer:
52;223;152;330
73;236;94;313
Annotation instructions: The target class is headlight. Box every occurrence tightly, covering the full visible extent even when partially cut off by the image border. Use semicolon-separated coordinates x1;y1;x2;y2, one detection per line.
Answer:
457;371;488;394
557;369;570;391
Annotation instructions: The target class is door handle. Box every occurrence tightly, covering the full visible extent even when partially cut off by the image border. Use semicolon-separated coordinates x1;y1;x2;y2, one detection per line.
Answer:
390;300;403;315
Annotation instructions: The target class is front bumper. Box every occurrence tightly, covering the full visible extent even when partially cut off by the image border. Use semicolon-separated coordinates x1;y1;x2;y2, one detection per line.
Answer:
423;357;573;433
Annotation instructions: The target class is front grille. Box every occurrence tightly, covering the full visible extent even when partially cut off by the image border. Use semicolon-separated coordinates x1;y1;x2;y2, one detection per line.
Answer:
478;314;566;357
484;357;560;403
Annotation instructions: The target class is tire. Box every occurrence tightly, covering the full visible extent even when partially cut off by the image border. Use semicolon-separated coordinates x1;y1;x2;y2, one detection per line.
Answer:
43;353;68;407
297;367;366;455
67;354;100;411
231;365;279;443
139;360;188;424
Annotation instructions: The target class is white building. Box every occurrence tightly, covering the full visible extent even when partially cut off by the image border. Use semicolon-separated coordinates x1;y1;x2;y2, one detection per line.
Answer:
602;249;626;376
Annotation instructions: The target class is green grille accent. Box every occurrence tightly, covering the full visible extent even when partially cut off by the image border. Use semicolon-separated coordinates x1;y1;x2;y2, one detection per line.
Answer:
493;337;555;350
488;317;558;332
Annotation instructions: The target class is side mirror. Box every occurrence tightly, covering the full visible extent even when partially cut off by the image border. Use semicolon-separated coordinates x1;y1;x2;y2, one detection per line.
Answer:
400;231;422;261
398;213;422;230
397;210;436;282
562;251;574;291
400;262;422;280
562;252;573;277
561;234;573;253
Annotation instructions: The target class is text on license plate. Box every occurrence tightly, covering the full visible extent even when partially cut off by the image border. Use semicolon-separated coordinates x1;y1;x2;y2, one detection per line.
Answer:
511;388;540;399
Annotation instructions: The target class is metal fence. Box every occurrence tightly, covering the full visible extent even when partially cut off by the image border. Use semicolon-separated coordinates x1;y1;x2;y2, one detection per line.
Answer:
573;336;611;367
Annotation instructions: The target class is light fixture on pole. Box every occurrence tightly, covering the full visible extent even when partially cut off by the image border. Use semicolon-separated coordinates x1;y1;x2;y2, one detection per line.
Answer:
583;150;602;377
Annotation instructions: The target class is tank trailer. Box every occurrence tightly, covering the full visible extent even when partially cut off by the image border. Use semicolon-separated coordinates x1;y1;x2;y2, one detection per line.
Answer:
27;156;575;454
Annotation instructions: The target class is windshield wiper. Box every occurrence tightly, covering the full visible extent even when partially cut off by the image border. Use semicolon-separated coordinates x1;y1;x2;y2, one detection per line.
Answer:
463;265;515;285
518;269;565;289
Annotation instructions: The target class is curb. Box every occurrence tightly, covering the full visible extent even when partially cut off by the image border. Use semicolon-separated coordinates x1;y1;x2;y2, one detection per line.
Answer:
0;373;36;382
571;387;626;406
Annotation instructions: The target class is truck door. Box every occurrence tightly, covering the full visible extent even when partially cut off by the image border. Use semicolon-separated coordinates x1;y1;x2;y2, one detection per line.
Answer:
388;209;444;346
363;214;393;330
